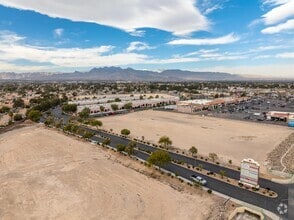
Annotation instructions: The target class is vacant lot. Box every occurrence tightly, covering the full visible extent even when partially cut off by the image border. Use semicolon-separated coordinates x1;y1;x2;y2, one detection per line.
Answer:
0;125;217;220
100;110;292;172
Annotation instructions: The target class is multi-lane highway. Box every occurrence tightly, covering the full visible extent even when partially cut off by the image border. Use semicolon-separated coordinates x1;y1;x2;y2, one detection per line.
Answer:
49;106;291;218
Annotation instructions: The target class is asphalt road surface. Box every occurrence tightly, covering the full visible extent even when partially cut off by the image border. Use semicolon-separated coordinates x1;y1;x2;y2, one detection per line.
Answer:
49;107;291;218
87;127;290;218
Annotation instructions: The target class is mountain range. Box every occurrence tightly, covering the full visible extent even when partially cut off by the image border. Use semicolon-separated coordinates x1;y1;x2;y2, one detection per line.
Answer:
0;66;250;81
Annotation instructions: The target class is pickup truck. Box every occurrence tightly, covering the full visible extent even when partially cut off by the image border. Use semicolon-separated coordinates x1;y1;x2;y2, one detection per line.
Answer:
190;175;207;185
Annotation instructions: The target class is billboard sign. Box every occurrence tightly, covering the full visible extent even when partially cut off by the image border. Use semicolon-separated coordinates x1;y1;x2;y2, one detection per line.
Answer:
240;158;259;187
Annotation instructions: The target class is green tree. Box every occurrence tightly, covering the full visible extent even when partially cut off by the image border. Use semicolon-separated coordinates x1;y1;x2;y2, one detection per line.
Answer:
100;106;105;112
27;110;42;122
148;150;171;170
8;111;13;120
79;107;90;119
13;113;23;121
116;144;126;152
121;128;130;136
89;119;103;128
44;116;54;126
158;136;172;149
111;104;119;111
124;102;133;110
62;103;77;113
103;138;111;146
0;106;10;113
83;131;94;139
189;146;198;157
126;141;136;155
219;170;226;179
13;98;25;108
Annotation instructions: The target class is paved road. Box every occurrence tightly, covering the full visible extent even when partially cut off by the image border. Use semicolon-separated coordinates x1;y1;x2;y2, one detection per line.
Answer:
49;107;291;218
87;127;290;217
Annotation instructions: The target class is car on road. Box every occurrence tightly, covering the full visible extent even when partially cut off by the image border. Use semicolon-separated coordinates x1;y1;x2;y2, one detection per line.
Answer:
190;175;207;185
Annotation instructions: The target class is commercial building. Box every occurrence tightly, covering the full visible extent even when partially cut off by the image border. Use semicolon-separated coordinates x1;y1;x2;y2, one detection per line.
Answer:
73;95;179;115
177;97;248;113
266;111;294;122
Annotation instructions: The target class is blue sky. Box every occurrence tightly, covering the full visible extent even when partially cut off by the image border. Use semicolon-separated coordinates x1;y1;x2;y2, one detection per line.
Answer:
0;0;293;77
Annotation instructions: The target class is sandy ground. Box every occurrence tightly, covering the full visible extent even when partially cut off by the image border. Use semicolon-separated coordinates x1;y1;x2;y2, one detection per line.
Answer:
100;110;292;172
0;125;217;220
0;114;10;126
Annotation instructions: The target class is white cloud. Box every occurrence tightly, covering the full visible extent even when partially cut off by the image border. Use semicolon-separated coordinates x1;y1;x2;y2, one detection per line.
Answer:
129;30;145;37
53;28;64;37
184;48;219;57
171;48;246;62
254;45;285;51
146;57;201;64
168;33;240;45
204;4;222;15
261;19;294;34
253;55;272;59
276;52;294;58
0;30;25;43
0;61;51;72
0;0;209;36
0;32;149;70
262;0;294;25
198;0;226;15
126;42;154;52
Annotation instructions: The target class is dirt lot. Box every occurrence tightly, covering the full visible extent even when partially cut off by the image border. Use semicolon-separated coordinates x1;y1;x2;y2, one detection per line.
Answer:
100;110;292;172
0;124;219;220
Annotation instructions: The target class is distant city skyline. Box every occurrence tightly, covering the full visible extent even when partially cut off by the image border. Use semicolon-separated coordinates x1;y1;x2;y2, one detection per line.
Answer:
0;0;293;77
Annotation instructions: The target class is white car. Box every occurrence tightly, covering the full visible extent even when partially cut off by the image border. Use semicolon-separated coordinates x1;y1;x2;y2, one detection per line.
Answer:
191;175;207;185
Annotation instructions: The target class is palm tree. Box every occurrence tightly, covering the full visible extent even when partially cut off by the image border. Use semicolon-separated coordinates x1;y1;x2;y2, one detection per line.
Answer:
219;170;226;179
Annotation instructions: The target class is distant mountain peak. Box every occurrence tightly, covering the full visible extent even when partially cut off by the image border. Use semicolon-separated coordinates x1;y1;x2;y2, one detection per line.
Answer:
0;66;245;81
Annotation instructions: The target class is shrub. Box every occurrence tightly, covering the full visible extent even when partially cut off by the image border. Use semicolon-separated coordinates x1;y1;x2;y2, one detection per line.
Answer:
27;110;41;122
13;114;23;121
121;129;130;136
207;189;212;194
116;144;126;152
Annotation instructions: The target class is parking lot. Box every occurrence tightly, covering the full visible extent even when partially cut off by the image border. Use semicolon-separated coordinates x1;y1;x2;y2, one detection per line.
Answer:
196;96;294;126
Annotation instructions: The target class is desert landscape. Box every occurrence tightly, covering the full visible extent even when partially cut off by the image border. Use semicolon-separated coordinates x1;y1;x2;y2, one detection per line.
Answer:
99;110;292;172
0;124;221;220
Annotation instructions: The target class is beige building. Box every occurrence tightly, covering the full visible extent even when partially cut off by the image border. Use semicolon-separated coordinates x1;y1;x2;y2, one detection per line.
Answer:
177;97;248;113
